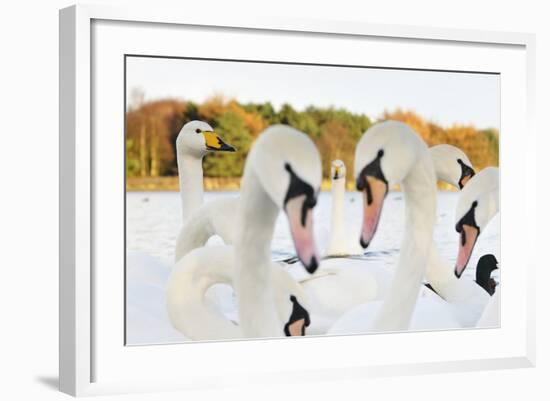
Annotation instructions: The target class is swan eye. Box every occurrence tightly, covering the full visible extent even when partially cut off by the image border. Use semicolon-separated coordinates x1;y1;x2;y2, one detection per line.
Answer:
195;128;202;134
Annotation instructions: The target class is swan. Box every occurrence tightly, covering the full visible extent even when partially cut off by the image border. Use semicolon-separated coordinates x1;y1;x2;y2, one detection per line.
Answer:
429;144;476;189
476;254;501;329
452;167;500;328
423;167;499;326
167;125;322;339
173;121;237;261
327;120;440;333
175;120;235;221
454;167;499;278
422;143;475;296
420;164;498;327
325;160;363;256
475;254;499;295
418;146;493;326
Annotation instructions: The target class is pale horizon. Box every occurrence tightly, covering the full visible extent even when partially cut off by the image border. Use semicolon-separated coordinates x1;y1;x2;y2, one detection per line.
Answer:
126;56;500;130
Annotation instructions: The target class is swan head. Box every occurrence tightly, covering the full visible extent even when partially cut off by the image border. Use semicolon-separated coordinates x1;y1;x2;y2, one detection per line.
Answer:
429;144;476;189
354;121;427;248
331;159;346;181
475;254;499;295
454;167;499;277
246;125;322;273
284;295;311;336
176;120;235;158
268;265;311;336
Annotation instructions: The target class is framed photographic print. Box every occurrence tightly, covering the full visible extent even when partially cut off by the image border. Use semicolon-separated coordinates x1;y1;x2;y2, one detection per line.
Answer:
59;4;536;396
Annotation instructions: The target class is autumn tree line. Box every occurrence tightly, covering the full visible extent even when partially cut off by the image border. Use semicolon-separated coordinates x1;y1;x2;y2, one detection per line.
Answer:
125;96;499;185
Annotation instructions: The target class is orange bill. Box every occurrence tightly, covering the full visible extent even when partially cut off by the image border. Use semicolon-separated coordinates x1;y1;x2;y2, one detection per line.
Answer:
359;176;388;248
459;174;472;189
455;224;480;278
285;194;319;273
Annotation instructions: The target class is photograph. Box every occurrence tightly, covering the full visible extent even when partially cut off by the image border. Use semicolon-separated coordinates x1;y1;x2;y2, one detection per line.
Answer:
124;55;500;345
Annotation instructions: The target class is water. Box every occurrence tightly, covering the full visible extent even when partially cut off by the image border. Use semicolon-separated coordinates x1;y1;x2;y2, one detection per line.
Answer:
126;191;500;282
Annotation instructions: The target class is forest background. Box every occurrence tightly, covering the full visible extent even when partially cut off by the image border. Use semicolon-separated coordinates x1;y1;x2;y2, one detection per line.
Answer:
125;93;499;191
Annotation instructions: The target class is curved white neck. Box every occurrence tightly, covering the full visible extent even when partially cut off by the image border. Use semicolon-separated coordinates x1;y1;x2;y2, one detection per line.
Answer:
424;245;490;326
177;151;204;222
168;246;243;340
432;157;456;188
327;178;347;255
234;169;283;338
372;153;436;331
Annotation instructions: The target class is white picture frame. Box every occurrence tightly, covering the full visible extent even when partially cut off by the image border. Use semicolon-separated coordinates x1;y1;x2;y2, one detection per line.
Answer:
59;4;536;397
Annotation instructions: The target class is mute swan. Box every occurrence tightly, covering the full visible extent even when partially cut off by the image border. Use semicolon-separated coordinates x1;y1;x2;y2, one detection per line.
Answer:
476;256;501;329
454;167;499;278
429;144;475;189
475;254;499;295
420;145;490;326
174;121;236;261
328;120;440;333
235;125;321;338
167;125;322;339
452;167;500;328
325;160;363;256
422;167;499;327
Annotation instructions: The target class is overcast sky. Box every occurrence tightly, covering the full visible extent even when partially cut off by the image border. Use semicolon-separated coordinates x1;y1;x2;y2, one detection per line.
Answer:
126;56;500;129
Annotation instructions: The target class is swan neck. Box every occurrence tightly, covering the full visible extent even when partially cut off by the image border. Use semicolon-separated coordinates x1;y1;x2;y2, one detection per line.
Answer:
425;244;455;292
236;170;279;260
327;178;347;254
234;169;282;337
373;153;436;331
167;246;242;340
177;151;204;222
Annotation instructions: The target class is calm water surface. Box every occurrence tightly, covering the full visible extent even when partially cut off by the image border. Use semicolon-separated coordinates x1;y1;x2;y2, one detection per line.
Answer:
127;191;500;282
